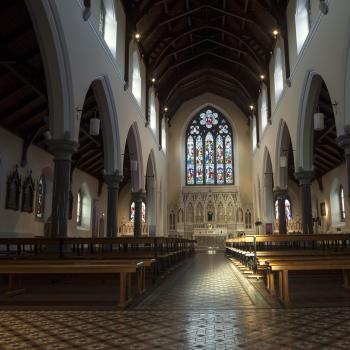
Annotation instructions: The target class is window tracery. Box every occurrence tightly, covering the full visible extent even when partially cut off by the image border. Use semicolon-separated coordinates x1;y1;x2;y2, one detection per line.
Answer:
186;107;234;185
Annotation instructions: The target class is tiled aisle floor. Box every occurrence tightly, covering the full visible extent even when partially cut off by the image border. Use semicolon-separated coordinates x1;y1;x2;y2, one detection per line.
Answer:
1;253;350;349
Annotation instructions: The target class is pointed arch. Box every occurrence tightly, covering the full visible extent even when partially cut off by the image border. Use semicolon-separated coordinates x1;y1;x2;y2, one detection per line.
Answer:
296;71;339;171
181;102;239;186
25;0;75;139
262;147;274;223
275;119;294;189
146;149;158;235
90;76;122;173
126;122;144;191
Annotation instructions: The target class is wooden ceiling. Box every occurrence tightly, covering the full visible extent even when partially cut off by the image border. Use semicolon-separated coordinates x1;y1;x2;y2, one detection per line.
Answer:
0;0;108;184
122;0;288;117
0;0;344;187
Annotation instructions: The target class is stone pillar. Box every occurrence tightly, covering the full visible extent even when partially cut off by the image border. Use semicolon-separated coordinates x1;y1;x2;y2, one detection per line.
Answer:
104;172;123;237
48;139;78;237
132;191;146;238
274;188;288;235
338;133;350;206
295;170;314;234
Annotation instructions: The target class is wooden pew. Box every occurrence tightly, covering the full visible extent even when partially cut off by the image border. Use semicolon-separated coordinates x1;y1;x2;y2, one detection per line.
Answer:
0;260;145;307
265;258;350;305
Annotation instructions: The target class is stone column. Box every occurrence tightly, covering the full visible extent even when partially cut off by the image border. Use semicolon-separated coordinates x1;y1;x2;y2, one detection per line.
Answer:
338;133;350;206
274;188;288;235
132;190;146;238
48;139;78;237
295;170;314;234
104;172;123;237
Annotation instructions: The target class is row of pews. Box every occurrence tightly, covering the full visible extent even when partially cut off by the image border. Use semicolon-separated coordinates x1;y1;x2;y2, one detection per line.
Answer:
0;237;196;307
226;234;350;305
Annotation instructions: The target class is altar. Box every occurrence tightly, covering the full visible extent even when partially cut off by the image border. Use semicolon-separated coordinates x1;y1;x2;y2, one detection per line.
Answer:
168;186;255;239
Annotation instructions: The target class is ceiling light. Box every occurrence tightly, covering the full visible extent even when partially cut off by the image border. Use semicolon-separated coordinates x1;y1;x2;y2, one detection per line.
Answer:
273;29;279;36
249;105;254;111
135;33;141;40
260;74;265;80
164;107;168;112
151;78;156;83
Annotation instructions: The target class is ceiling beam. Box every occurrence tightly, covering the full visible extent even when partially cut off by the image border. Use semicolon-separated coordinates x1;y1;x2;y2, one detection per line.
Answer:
152;24;262;68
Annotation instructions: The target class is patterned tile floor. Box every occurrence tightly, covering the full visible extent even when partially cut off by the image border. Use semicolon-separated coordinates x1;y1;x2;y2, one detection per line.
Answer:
1;253;350;349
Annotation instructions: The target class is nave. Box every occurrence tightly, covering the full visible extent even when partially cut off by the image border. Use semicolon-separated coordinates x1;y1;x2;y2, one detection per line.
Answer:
1;252;350;350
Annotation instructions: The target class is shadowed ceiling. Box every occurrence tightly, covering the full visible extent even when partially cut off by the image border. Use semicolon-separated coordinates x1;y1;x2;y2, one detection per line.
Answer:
122;0;289;117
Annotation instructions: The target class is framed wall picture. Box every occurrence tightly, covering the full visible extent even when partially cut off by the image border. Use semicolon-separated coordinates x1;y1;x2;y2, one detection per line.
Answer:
320;202;326;217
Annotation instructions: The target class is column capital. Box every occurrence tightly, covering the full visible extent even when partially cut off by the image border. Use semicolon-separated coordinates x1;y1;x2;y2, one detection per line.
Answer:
132;190;146;202
337;133;350;155
48;139;78;160
104;171;123;188
294;169;314;185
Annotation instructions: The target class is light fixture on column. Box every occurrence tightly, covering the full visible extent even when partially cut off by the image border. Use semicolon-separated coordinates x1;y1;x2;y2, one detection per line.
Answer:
131;160;138;172
89;111;100;136
314;106;324;131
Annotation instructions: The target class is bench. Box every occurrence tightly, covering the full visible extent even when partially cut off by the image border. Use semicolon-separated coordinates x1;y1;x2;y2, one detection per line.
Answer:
265;258;350;305
0;260;145;307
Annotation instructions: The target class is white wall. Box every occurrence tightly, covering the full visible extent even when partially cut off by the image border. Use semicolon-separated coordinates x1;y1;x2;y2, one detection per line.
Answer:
253;0;350;233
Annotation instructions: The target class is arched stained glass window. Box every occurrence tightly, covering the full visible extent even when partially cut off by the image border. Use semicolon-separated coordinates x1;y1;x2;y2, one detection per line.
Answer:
295;0;310;54
339;185;346;222
149;88;157;135
274;47;284;103
77;190;83;226
186;107;234;185
260;85;268;133
132;49;142;105
130;201;146;222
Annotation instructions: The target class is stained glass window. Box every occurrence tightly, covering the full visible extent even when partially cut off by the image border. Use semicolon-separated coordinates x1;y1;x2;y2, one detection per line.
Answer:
205;132;215;184
130;201;146;222
77;190;83;226
195;136;203;184
186;107;234;185
340;185;346;222
35;176;45;221
275;199;292;221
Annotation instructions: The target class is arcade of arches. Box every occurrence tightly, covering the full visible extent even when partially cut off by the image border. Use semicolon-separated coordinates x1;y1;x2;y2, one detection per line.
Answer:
2;0;350;349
